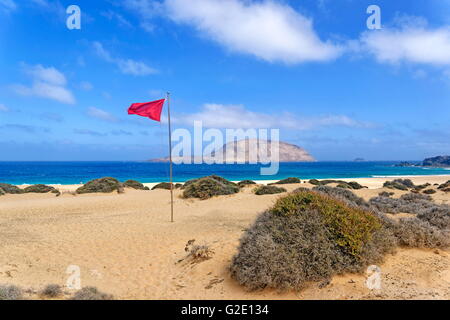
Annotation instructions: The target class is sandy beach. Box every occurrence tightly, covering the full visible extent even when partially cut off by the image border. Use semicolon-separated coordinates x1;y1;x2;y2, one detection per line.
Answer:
1;175;449;300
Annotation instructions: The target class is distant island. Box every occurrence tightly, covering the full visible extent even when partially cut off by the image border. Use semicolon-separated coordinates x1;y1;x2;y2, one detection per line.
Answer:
353;158;365;162
150;139;315;163
422;155;450;168
393;155;450;168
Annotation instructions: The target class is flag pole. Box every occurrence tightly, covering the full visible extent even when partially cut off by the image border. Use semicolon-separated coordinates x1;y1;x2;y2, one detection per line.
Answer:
167;92;174;223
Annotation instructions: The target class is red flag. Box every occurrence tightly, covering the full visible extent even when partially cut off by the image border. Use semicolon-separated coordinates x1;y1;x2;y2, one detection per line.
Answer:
128;99;165;121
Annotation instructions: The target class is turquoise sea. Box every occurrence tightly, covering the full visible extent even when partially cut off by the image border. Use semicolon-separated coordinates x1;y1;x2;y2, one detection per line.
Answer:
0;161;448;185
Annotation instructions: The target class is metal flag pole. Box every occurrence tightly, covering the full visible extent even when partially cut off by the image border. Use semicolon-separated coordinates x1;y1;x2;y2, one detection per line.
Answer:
167;92;174;223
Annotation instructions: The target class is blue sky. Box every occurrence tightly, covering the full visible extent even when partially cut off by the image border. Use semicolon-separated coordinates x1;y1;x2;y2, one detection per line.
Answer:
0;0;449;161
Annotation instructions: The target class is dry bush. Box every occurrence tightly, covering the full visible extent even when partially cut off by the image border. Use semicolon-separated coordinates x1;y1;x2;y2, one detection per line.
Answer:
70;287;114;300
0;284;23;300
417;206;450;230
254;185;286;195
123;180;149;190
311;185;371;210
40;284;62;298
369;194;438;215
0;187;5;196
76;177;123;194
182;177;239;200
230;190;396;291
400;193;432;202
378;191;394;197
423;189;436;194
392;218;449;248
187;245;214;262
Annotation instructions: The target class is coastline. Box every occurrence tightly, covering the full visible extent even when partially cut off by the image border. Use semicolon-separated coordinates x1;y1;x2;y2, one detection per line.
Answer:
14;174;450;191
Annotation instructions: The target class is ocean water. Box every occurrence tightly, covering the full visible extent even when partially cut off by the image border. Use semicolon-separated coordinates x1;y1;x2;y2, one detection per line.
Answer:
0;161;449;185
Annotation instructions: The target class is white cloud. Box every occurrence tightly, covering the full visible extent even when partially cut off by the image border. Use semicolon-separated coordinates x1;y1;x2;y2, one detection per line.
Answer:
101;10;133;28
80;81;93;91
125;0;342;64
0;103;9;112
87;107;117;122
0;0;17;13
361;19;450;66
12;64;75;104
173;103;372;130
93;41;158;76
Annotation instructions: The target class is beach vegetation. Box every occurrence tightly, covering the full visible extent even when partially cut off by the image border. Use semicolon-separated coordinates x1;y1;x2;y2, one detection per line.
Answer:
423;189;436;194
182;177;239;200
311;185;371;210
392;218;449;248
254;185;286;195
188;245;214;262
308;179;365;190
76;177;123;194
230;189;396;291
70;287;114;300
269;177;301;185
123;180;149;190
151;182;181;190
383;179;415;190
0;284;23;300
40;284;63;298
182;175;237;189
23;184;59;194
0;183;24;194
438;180;450;190
378;191;394;197
237;180;256;187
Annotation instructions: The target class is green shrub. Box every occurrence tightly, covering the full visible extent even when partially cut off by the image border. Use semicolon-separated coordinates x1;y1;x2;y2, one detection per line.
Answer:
0;187;5;196
254;185;286;195
379;191;394;197
182;177;239;200
269;177;301;185
23;184;59;194
182;175;237;189
70;287;114;300
230;190;396;291
123;180;149;190
40;284;62;298
152;182;182;190
237;180;256;187
0;284;23;300
437;180;450;190
307;180;365;190
383;179;415;190
76;177;123;194
0;183;23;194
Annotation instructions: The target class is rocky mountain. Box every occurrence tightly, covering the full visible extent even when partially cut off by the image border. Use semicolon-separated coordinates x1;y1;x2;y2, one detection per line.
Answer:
149;139;315;163
422;156;450;167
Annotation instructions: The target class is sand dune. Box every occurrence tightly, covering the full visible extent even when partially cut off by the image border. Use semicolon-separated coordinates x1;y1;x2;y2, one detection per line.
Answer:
0;176;449;299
